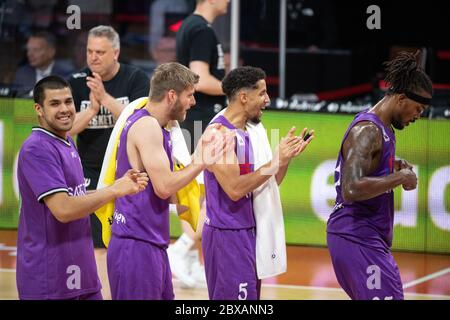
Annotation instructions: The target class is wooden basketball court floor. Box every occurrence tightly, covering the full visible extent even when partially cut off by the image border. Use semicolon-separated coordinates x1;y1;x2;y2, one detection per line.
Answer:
1;229;449;300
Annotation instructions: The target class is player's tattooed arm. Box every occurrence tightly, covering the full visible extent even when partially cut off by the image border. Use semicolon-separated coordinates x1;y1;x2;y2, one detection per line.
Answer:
341;121;407;202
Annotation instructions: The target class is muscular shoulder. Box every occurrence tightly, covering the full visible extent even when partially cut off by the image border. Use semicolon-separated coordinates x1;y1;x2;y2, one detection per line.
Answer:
350;121;381;140
129;115;161;137
344;121;382;156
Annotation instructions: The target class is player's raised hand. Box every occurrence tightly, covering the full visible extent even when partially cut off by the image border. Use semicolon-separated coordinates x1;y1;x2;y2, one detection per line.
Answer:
194;124;235;167
200;123;222;143
277;127;302;165
292;127;315;157
284;127;315;159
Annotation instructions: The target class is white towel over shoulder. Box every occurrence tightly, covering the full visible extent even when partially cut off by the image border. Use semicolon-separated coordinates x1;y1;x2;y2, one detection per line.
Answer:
247;121;287;279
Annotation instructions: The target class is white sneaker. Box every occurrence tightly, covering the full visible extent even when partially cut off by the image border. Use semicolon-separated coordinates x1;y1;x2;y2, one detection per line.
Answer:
167;244;196;288
185;250;207;288
190;261;207;288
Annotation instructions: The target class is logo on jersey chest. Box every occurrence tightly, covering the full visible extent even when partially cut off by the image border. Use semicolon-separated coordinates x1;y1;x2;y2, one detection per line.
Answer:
68;183;86;196
236;134;245;146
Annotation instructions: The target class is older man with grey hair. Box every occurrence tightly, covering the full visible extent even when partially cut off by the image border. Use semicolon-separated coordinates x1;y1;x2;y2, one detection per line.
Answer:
68;26;150;278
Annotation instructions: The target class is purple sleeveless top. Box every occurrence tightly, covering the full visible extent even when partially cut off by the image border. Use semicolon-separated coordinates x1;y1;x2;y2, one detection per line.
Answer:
112;108;173;248
327;111;396;251
204;115;255;229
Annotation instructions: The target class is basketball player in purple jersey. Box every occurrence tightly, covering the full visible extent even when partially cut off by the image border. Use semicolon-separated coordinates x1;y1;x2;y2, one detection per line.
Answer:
203;66;314;300
327;52;433;300
16;76;148;300
106;62;234;300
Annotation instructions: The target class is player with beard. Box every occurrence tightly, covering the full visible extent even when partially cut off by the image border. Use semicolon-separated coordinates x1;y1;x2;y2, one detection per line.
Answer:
172;0;230;289
326;51;433;300
202;66;314;300
106;62;235;300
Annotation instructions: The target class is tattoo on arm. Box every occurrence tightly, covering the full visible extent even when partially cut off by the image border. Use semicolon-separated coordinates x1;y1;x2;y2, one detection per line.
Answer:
342;122;382;195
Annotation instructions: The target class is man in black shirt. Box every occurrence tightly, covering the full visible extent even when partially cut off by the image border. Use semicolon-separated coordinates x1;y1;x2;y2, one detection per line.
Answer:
174;0;229;289
176;0;228;151
68;26;149;290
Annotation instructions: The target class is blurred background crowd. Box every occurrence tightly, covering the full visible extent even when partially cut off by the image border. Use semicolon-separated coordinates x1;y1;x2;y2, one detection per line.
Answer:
0;0;449;113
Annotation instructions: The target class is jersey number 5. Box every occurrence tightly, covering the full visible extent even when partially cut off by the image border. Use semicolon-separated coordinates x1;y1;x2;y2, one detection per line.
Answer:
238;282;248;300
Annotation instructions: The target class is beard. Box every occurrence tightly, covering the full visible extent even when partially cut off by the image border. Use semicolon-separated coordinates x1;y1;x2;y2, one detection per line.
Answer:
170;98;186;122
249;116;261;124
250;103;266;124
392;118;404;130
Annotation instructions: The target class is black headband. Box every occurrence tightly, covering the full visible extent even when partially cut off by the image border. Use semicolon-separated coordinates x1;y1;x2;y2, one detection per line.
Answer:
404;91;432;105
388;88;432;105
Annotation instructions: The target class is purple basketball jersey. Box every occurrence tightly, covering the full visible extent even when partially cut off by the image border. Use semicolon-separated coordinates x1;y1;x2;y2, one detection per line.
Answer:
327;111;396;250
204;115;255;229
108;108;175;300
326;111;404;300
112;108;173;247
202;115;260;300
17;127;101;299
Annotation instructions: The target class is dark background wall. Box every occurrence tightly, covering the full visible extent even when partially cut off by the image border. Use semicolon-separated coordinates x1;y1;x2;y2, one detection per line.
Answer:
239;0;450;97
1;0;449;99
